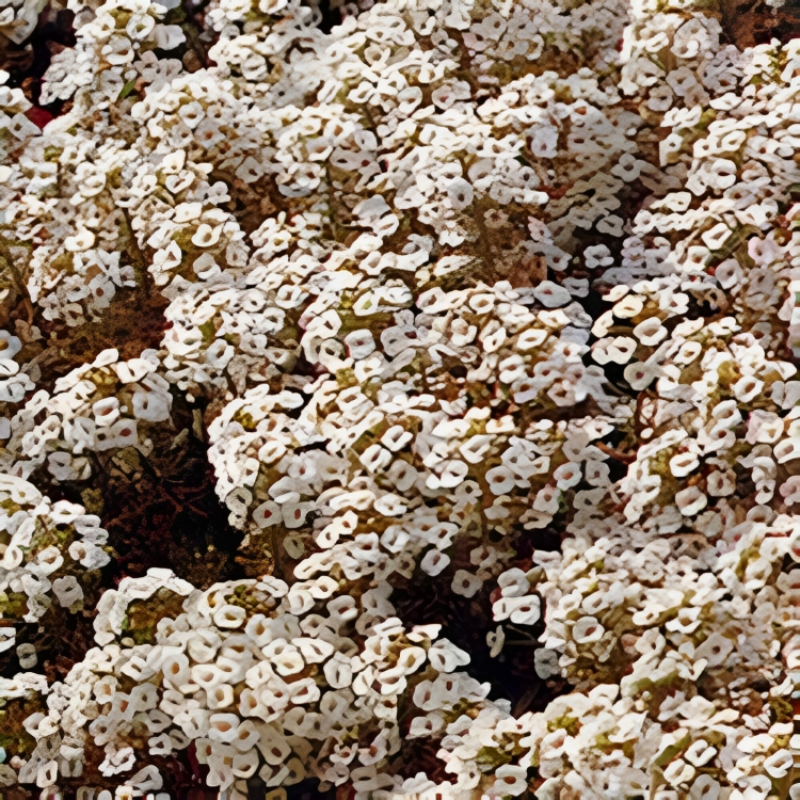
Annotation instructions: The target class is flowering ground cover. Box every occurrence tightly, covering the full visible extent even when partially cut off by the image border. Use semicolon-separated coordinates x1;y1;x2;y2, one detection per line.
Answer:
3;0;800;797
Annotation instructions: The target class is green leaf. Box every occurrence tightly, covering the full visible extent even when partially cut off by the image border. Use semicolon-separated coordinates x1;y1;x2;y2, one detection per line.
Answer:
117;79;137;103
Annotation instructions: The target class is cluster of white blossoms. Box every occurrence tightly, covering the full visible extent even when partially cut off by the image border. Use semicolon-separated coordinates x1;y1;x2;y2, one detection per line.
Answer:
41;568;493;798
0;475;110;655
205;275;621;588
4;0;800;796
0;348;173;485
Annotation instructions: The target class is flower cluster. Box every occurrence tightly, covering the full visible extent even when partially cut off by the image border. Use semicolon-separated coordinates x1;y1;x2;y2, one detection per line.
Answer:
0;475;110;665
33;567;487;799
1;348;173;486
206;275;623;594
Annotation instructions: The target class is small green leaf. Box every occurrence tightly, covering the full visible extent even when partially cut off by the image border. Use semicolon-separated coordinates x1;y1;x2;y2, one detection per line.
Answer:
117;79;137;103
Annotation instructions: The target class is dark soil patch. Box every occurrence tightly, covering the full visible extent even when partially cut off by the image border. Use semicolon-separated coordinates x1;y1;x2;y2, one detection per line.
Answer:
36;281;170;395
63;395;248;590
719;0;800;47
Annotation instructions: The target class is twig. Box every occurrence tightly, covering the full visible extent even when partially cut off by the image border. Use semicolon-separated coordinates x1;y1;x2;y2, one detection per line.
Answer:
119;206;149;297
596;441;637;464
0;236;33;323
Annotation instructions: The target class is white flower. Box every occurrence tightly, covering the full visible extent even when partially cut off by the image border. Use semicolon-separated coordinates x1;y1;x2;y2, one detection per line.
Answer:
675;486;707;516
633;317;667;346
451;570;483;599
534;281;571;308
493;765;528;796
485;466;516;495
669;451;699;478
421;550;450;577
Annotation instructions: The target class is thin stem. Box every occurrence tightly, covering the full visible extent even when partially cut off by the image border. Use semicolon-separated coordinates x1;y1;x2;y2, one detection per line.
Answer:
119;206;149;297
0;236;33;323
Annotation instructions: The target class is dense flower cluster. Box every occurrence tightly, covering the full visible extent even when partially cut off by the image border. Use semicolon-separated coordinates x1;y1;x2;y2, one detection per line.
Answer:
51;569;489;798
2;0;800;797
0;475;110;649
